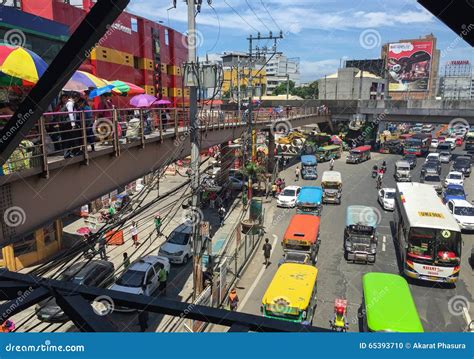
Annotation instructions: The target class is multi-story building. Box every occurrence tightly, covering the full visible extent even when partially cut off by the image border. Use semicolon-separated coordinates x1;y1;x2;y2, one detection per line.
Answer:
344;59;385;78
317;68;385;100
438;60;473;100
265;54;300;95
1;0;189;107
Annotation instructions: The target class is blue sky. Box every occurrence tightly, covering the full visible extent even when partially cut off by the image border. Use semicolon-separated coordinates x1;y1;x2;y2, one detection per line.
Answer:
127;0;473;82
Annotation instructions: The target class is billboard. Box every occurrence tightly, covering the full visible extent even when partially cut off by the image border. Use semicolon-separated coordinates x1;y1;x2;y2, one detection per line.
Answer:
387;40;433;92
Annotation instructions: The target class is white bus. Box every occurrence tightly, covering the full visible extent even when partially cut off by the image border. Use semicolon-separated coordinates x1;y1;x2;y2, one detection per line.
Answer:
395;183;462;283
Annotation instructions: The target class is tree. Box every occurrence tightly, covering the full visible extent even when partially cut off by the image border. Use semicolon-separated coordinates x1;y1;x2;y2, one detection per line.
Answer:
272;80;295;96
271;80;318;99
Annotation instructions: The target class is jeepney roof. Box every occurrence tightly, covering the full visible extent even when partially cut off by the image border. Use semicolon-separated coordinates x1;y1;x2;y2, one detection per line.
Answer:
262;263;318;311
396;182;460;232
362;273;424;332
283;214;320;243
350;145;371;153
301;155;317;165
345;205;378;228
321;144;340;150
395;160;410;168
321;171;342;183
297;186;323;205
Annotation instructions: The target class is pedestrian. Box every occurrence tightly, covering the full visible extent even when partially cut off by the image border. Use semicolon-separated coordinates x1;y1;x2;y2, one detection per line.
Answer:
228;288;239;311
224;189;231;206
130;221;139;247
218;205;226;226
108;202;116;221
295;166;300;181
154;213;162;236
0;319;15;333
138;310;149;332
209;191;217;209
262;238;272;267
330;157;335;171
98;235;107;260
271;182;277;198
158;266;167;295
123;252;130;270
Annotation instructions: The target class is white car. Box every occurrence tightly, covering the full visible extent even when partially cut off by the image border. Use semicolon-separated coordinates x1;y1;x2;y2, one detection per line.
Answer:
430;139;439;149
446;199;474;231
158;224;193;264
444;171;464;187
425;152;440;163
444;137;456;150
277;185;301;208
439;151;451;163
378;188;396;211
110;255;170;311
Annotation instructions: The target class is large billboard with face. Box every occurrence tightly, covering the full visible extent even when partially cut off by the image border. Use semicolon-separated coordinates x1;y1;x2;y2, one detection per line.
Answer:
387;40;433;92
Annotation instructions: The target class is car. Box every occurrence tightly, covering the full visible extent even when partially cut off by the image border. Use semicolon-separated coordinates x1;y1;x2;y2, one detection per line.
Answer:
277;185;301;208
36;260;115;322
110;255;170;311
227;176;247;190
446;199;474;231
452;156;471;177
425;153;440;163
421;173;442;194
422;160;441;175
436;142;451;153
444;137;456;150
442;184;466;203
430;138;439;149
158;224;193;264
439;151;452;163
402;154;417;169
444;171;464;187
455;136;463;146
437;136;446;143
378;188;396;211
278;251;311;266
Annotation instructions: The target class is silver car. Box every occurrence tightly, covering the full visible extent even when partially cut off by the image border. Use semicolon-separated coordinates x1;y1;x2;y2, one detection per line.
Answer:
439;151;451;163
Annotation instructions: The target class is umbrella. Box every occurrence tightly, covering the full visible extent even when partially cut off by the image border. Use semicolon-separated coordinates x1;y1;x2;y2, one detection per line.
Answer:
63;71;108;92
88;84;115;99
154;99;171;105
130;94;158;108
106;80;145;95
0;45;48;84
76;227;91;235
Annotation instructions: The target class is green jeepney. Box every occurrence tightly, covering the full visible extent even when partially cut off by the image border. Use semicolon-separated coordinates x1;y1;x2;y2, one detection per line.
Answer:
316;145;342;162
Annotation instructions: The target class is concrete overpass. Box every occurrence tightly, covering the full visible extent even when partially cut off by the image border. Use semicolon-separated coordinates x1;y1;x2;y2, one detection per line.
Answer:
0;109;331;244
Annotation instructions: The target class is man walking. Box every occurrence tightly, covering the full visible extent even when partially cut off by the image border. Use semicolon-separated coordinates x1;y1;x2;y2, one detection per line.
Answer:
123;252;130;270
97;235;107;260
262;238;272;267
228;288;239;311
158;266;167;296
295;166;300;181
154;213;162;236
218;206;226;226
130;221;139;247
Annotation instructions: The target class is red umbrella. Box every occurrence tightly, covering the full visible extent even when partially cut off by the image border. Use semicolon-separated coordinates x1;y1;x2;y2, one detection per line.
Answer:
77;227;91;235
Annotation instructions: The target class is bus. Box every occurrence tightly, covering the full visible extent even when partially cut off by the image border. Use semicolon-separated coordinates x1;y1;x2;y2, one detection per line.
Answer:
282;214;321;263
261;263;318;324
395;183;462;283
403;134;431;156
296;186;323;216
361;272;424;332
300;155;317;180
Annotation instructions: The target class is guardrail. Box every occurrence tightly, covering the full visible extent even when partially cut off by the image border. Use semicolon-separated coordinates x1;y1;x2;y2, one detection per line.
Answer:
0;106;328;178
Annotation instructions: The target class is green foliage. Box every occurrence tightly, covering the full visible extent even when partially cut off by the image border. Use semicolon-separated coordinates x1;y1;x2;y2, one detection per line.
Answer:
271;80;318;99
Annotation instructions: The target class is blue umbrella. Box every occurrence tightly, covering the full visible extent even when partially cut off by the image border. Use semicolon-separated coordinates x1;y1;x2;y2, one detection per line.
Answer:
88;84;115;99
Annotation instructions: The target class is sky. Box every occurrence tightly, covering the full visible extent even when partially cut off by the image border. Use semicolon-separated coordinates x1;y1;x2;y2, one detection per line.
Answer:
127;0;473;82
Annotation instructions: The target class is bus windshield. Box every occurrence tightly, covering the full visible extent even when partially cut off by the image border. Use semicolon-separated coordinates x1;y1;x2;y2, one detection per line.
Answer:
407;227;461;264
264;304;301;321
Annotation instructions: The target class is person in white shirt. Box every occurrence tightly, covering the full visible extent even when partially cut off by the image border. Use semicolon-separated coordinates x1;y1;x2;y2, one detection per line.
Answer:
130;221;139;247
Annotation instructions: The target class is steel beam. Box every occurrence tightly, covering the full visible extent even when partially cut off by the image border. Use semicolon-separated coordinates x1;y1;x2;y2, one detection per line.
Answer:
0;0;130;166
0;281;37;300
0;287;50;320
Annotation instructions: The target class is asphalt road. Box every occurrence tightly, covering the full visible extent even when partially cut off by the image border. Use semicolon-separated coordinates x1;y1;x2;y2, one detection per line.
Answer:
240;144;473;332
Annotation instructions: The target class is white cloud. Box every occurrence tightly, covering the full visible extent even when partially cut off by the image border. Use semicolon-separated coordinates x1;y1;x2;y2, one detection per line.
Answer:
300;59;340;81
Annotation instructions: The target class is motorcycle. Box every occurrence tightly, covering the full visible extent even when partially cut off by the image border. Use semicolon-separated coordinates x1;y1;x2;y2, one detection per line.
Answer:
329;298;349;332
372;165;378;178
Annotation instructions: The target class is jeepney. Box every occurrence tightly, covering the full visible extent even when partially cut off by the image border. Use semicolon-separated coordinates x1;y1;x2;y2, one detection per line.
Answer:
296;186;323;216
344;206;378;263
321;171;342;204
346;145;371;164
394;160;412;182
316;145;342;162
282;214;321;263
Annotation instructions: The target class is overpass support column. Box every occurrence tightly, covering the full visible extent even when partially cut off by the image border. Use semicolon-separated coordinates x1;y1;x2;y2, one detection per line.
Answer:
219;141;232;186
267;131;276;174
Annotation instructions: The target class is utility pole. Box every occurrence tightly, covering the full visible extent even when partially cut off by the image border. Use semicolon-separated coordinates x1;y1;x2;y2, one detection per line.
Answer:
286;62;289;105
237;55;241;120
187;0;202;299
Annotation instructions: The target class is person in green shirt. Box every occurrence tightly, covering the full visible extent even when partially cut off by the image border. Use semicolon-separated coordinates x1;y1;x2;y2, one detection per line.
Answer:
158;267;167;295
108;202;116;219
154;213;162;236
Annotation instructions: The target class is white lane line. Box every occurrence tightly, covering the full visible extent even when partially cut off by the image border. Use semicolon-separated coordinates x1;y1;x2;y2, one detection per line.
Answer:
382;235;386;252
239;234;279;310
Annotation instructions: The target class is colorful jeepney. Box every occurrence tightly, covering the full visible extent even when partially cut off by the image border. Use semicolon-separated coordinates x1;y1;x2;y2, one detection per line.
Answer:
346;145;371;164
344;206;378;263
316;145;342;162
300;155;318;180
282;214;321;263
261;263;318;324
296;186;323;216
321;171;342;204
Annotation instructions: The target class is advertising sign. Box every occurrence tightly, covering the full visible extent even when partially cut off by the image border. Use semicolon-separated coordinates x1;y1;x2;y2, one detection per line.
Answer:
387;40;433;92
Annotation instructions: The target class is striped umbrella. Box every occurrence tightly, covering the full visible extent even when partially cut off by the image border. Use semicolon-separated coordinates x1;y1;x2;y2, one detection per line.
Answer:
106;80;145;95
0;45;48;84
63;71;108;91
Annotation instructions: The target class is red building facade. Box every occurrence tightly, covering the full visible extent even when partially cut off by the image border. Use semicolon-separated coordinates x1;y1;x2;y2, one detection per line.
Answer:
19;0;189;106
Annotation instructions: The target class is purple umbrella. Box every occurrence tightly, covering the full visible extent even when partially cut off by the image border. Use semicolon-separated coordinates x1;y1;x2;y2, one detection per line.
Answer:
130;94;158;108
155;99;172;105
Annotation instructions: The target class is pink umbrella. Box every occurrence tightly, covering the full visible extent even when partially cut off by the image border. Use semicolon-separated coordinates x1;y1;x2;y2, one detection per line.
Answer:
130;94;158;108
154;99;171;105
77;227;91;235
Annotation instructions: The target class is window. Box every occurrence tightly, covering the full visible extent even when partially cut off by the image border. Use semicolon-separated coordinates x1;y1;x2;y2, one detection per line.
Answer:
133;56;140;70
164;29;169;46
3;0;22;8
131;17;138;32
13;233;36;256
44;223;57;246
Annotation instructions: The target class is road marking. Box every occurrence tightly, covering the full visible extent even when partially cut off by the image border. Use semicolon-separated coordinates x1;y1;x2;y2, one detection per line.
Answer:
382;235;386;252
239;234;279;310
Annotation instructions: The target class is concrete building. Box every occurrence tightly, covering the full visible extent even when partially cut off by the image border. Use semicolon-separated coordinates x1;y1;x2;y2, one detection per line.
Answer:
317;68;385;100
438;60;473;100
265;54;300;95
344;59;385;78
